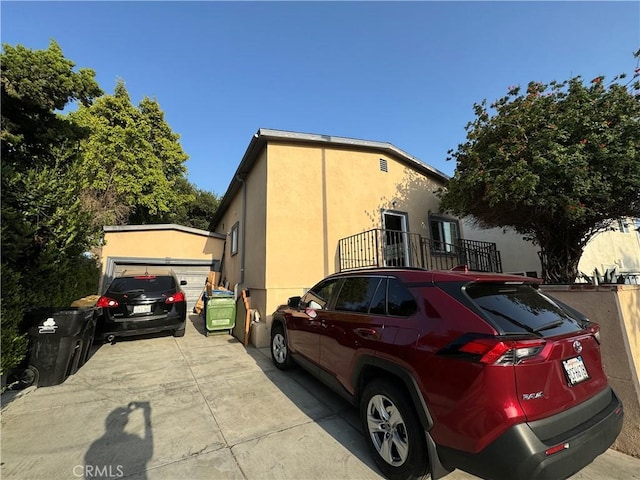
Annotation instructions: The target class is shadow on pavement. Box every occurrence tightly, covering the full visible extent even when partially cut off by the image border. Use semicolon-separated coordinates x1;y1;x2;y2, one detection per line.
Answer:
84;401;153;480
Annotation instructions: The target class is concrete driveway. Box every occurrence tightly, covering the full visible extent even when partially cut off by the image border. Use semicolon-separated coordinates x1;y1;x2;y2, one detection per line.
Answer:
2;315;639;480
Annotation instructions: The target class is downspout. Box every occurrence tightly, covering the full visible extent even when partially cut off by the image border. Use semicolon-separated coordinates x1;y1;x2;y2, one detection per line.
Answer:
236;174;247;285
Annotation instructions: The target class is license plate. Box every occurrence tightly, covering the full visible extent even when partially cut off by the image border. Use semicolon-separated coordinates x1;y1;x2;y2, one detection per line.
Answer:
562;356;589;385
133;304;152;314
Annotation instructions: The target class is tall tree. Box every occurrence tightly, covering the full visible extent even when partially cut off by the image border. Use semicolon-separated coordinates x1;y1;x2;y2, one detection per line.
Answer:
71;80;193;226
439;58;640;283
1;41;103;373
172;179;221;231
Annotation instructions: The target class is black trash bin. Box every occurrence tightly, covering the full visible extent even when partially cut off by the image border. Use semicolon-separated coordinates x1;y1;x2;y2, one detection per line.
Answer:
20;307;97;387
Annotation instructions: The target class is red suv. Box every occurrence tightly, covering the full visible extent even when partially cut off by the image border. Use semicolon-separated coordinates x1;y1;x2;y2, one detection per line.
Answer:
270;268;623;480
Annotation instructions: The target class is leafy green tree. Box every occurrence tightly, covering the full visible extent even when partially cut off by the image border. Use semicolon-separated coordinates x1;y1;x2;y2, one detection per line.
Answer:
187;187;221;231
71;80;193;226
440;60;640;283
173;179;221;231
1;41;103;374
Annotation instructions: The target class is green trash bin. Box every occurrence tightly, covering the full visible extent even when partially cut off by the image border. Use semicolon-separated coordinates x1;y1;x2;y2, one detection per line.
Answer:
205;291;236;336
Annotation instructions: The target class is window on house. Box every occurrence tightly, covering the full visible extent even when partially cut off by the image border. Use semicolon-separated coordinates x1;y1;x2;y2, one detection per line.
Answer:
429;216;460;254
230;222;239;256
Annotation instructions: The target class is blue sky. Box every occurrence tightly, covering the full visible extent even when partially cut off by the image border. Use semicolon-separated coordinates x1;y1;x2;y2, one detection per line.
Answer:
2;1;638;197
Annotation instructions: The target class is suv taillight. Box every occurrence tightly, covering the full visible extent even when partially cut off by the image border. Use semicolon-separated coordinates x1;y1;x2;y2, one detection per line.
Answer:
97;296;119;308
442;335;546;365
587;322;601;344
165;292;185;304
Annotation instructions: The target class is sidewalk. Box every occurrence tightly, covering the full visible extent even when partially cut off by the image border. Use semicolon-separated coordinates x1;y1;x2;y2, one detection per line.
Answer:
2;316;639;479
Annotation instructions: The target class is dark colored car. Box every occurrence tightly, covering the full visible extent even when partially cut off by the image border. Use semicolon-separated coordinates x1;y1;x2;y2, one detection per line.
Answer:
96;270;188;341
270;268;623;480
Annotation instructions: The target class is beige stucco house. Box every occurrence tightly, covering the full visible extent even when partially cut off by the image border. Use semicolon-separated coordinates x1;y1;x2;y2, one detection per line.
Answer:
578;218;640;284
210;129;504;345
465;217;640;284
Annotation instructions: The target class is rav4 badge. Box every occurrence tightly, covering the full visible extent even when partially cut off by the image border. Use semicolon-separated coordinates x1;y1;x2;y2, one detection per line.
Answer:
522;391;544;400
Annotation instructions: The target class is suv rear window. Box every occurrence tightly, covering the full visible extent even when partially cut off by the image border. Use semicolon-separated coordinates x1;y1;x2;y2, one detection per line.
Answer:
465;283;583;336
335;277;382;313
109;275;176;293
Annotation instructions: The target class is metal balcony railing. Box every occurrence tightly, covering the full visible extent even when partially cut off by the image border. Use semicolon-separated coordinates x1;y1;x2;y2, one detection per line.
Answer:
338;229;502;273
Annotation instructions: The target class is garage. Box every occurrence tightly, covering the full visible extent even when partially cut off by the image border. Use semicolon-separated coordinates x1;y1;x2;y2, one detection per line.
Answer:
107;259;217;313
100;224;226;313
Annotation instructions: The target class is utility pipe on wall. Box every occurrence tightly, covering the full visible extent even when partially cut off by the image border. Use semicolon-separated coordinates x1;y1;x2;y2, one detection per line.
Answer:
236;174;247;285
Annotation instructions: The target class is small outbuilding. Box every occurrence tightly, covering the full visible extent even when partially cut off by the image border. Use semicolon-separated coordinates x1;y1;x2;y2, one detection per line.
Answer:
99;224;225;312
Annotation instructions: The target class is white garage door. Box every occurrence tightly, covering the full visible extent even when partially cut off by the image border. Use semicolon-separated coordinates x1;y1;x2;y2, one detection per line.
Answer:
110;262;214;313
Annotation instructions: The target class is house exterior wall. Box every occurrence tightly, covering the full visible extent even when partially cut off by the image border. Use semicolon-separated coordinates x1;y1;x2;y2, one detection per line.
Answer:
464;218;640;282
262;141;446;329
463;220;542;276
215;140;450;344
101;228;223;273
215;150;269;330
578;219;640;281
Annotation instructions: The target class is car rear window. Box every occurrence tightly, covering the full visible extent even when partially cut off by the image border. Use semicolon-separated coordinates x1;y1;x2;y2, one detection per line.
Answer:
465;283;583;336
335;277;382;313
109;275;176;294
332;277;417;317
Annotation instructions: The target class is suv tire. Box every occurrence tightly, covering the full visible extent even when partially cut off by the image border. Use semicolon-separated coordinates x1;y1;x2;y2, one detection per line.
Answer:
271;323;293;370
173;324;186;337
360;379;429;480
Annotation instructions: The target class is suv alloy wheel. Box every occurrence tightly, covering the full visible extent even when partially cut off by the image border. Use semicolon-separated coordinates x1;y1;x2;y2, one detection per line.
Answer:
360;379;429;480
271;324;293;369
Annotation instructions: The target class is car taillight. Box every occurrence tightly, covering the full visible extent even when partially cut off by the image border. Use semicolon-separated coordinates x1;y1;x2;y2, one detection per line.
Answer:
587;322;601;344
165;292;185;304
442;335;546;365
97;296;119;308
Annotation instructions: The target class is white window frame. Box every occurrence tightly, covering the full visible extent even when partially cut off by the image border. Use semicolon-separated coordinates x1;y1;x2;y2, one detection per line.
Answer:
230;222;239;256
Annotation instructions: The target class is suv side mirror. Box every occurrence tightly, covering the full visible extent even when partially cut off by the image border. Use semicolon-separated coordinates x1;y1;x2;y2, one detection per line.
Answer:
180;280;188;286
287;296;301;309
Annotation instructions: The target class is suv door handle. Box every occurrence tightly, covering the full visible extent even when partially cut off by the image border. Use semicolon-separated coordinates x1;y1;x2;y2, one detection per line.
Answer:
354;328;380;340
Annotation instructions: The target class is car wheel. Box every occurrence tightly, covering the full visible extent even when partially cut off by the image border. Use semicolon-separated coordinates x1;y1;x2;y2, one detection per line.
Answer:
360;380;429;480
173;327;186;337
271;323;293;370
7;366;39;390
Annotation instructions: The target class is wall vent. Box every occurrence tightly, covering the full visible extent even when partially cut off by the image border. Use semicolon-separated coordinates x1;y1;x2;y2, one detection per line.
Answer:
379;158;388;172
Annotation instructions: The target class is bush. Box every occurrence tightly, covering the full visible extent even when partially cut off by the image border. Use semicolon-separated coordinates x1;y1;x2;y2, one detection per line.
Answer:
1;265;29;375
0;255;100;375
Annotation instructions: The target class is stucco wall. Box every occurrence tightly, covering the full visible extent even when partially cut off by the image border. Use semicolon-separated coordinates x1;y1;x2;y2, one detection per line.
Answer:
541;285;640;457
216;191;242;287
265;142;442;289
216;141;448;345
101;228;224;273
578;222;640;280
463;221;541;276
262;142;444;322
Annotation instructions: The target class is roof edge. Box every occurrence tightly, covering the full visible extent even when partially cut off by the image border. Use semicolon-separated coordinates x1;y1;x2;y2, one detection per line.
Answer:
211;128;451;228
103;224;225;239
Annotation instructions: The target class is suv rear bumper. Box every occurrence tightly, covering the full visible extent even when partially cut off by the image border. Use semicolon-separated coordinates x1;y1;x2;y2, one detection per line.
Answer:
97;314;186;339
438;388;623;480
